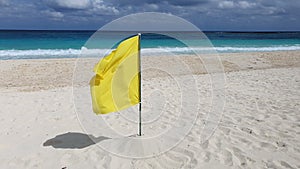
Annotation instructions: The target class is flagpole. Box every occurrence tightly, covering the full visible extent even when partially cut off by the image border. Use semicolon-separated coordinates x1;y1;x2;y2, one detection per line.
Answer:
138;33;142;136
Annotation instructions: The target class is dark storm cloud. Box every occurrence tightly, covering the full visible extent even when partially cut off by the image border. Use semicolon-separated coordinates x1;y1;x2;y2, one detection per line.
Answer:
0;0;299;30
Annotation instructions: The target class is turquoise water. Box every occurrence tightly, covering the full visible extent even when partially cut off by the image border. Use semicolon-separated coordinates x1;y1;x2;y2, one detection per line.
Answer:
0;30;300;59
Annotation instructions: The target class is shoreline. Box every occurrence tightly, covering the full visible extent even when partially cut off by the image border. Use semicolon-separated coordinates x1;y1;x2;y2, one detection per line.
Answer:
1;50;299;62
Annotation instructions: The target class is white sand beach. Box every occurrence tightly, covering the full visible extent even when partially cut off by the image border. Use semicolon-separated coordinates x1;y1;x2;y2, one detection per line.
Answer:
0;51;299;168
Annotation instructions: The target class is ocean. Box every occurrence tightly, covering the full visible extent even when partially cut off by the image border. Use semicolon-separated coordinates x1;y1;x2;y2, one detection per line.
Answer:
0;30;300;60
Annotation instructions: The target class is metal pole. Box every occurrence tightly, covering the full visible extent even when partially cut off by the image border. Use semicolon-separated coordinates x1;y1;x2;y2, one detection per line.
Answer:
138;33;142;136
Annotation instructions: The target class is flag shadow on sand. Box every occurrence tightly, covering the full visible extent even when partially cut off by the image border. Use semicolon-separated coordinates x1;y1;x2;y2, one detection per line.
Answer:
43;132;111;149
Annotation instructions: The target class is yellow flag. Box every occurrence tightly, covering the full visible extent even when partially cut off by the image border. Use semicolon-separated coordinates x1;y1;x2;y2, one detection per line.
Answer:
90;35;140;114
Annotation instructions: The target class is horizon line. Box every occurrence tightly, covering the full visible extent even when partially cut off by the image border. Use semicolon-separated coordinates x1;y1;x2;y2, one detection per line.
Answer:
0;29;300;33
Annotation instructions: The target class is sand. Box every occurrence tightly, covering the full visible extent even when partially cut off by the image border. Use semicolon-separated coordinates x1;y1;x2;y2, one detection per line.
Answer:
0;51;299;168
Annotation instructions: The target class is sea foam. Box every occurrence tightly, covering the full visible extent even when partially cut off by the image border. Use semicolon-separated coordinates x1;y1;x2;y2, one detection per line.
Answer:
0;45;300;60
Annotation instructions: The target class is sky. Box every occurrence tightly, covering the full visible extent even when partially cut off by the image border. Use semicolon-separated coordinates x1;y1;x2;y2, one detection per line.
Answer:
0;0;299;31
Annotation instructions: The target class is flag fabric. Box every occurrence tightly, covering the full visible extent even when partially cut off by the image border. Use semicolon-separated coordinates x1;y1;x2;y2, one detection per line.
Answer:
90;35;140;114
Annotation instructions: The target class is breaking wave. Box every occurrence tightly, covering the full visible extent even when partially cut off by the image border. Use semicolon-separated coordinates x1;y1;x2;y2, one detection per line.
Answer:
1;45;300;60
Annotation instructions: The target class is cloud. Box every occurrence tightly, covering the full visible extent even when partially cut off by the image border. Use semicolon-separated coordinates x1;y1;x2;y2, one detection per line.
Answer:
216;0;286;16
111;0;208;7
261;6;286;15
0;0;9;6
218;1;256;9
43;10;64;18
238;1;256;9
145;4;159;10
90;0;119;15
45;0;92;10
44;0;119;16
0;0;299;30
218;1;235;9
167;0;208;6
